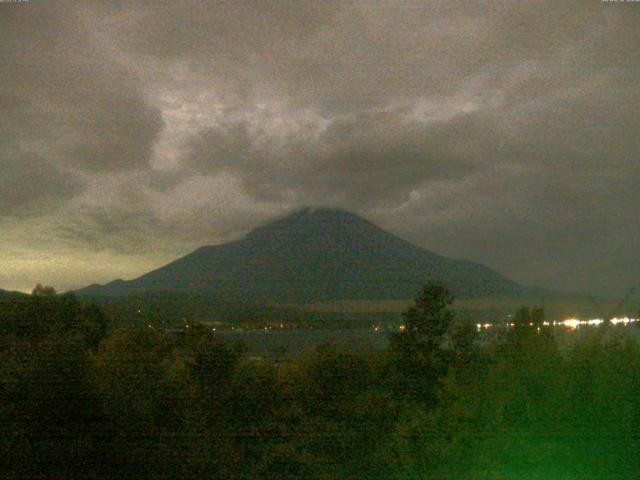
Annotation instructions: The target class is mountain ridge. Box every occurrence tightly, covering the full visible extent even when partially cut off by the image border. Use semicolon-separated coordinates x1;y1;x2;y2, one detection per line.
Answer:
0;288;27;297
76;208;522;301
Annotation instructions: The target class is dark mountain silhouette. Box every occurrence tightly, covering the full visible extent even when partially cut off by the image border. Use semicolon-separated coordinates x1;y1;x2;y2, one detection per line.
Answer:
0;288;25;297
77;208;522;302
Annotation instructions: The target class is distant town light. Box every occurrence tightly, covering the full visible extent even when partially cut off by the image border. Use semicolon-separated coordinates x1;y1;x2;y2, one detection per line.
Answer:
611;317;632;325
561;318;581;329
476;316;639;330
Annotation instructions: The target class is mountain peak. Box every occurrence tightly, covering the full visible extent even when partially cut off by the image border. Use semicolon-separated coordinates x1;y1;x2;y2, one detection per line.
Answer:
288;206;364;219
270;207;370;224
245;207;375;241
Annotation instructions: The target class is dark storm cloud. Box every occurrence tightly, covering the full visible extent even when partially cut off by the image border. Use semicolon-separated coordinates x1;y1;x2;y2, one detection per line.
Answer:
185;110;489;208
82;0;348;109
0;155;82;217
54;203;170;256
0;2;163;217
98;0;639;112
53;187;276;257
0;0;638;294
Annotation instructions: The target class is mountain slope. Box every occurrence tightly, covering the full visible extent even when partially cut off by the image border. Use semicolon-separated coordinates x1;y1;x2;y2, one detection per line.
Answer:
77;208;522;301
0;288;26;298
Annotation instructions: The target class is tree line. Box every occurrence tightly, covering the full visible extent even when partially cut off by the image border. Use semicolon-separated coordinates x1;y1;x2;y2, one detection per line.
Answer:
1;284;639;478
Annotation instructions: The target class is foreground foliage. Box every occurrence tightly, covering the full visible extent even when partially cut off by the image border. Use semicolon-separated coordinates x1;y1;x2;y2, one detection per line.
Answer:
1;287;639;479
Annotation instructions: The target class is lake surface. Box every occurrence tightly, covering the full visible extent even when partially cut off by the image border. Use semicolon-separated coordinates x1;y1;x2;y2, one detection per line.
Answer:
212;323;640;359
212;328;390;357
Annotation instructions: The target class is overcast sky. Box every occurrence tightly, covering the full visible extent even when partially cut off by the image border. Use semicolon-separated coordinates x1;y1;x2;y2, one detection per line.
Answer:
1;0;638;295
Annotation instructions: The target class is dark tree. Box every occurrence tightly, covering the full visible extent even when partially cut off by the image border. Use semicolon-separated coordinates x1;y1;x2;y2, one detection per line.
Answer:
31;284;57;296
390;282;455;402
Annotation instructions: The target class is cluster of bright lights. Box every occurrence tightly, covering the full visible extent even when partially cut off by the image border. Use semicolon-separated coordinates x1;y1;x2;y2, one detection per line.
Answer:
476;317;639;331
553;317;637;329
611;317;635;325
